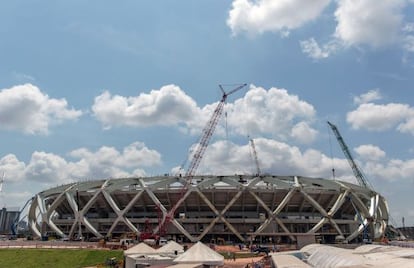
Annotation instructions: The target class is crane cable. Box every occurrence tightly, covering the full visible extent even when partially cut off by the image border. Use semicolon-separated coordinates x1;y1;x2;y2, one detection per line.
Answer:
327;123;336;180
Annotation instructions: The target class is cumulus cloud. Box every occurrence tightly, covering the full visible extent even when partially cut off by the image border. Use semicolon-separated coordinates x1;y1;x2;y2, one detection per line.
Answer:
92;84;317;143
299;0;412;58
0;154;26;182
364;158;414;182
92;84;200;129
69;142;161;177
67;142;161;180
353;89;382;105
404;35;414;52
334;0;404;48
0;142;161;187
226;85;316;141
25;152;70;183
300;38;338;60
354;144;386;161
226;0;413;58
290;122;318;144
227;0;330;35
347;103;414;131
0;84;82;134
397;117;414;135
197;138;354;181
347;90;414;135
198;138;414;185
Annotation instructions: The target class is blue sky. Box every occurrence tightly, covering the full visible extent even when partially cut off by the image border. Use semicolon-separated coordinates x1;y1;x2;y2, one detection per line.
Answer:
0;0;414;226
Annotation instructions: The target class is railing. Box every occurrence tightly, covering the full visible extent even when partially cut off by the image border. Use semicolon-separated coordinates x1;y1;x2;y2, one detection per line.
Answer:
0;240;103;249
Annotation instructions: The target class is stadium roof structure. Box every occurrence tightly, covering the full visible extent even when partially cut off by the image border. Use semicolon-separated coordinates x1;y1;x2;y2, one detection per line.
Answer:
27;174;389;243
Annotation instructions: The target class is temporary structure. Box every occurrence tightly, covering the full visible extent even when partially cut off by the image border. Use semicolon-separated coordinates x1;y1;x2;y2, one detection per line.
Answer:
157;240;184;255
124;242;157;255
271;254;311;268
174;242;224;266
299;243;414;268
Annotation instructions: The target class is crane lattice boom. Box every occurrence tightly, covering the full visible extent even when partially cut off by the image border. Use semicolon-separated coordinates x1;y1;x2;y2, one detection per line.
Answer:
154;83;247;236
327;121;370;189
185;84;247;177
249;138;261;176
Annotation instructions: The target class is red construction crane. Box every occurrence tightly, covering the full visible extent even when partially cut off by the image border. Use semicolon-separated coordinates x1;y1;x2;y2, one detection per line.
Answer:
154;83;247;237
249;137;261;176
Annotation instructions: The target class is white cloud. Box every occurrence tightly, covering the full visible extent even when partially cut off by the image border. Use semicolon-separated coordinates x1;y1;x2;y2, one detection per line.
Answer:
334;0;404;48
347;103;413;131
354;144;386;161
92;84;200;129
353;89;382;105
297;1;413;58
92;84;317;143
0;142;161;187
25;152;70;183
291;122;318;144
227;0;331;35
364;158;414;182
68;142;161;179
348;94;414;135
197;138;354;182
300;38;336;59
0;154;26;182
197;138;414;185
397;117;414;135
0;143;162;210
403;23;414;33
0;84;82;135
403;35;414;52
226;85;316;140
227;0;413;58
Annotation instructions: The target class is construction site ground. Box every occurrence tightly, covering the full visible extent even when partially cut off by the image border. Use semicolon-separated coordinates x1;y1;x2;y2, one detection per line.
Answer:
215;245;269;268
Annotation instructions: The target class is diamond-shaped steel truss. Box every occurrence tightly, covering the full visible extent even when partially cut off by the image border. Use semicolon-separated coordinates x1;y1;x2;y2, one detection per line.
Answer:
28;175;388;243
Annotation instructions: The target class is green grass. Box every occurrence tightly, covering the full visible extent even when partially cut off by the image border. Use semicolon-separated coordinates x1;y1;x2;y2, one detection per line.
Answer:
0;248;123;268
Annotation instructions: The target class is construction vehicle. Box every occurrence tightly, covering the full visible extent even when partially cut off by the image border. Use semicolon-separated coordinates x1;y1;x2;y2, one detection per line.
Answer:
140;84;247;240
327;121;371;189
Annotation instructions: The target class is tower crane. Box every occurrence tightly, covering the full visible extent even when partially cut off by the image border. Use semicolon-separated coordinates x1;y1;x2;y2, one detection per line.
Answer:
149;83;247;238
327;121;371;189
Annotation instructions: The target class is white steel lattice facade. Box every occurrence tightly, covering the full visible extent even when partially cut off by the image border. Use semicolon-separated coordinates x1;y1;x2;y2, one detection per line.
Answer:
28;175;389;243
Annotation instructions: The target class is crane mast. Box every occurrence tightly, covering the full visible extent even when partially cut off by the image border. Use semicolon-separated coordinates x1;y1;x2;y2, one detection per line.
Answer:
249;138;261;176
327;121;370;189
154;83;247;236
185;84;247;177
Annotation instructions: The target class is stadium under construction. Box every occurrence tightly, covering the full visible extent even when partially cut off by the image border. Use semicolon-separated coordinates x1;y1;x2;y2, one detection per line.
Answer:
26;85;391;245
27;174;389;244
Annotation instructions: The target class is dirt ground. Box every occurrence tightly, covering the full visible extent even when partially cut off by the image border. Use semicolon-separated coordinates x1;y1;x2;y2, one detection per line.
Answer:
223;256;266;268
214;245;268;268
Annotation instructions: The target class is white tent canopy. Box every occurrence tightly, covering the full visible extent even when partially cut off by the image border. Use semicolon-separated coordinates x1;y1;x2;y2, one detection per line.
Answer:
157;240;184;254
174;242;224;266
300;244;414;268
124;242;157;255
